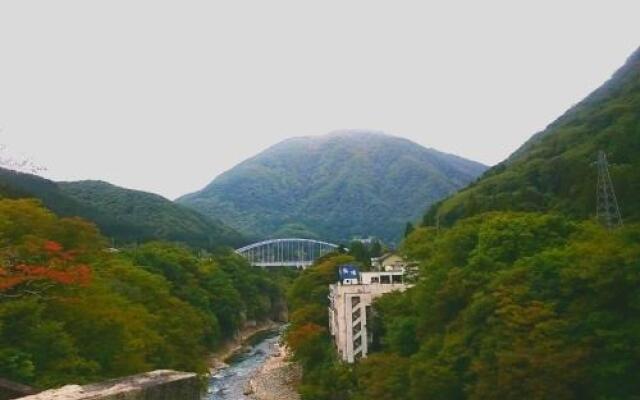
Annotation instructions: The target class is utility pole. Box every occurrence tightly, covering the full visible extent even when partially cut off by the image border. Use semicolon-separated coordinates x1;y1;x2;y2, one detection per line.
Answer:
596;150;623;230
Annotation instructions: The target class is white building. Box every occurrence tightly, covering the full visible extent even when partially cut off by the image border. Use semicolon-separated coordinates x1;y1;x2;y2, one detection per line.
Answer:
371;253;410;272
328;269;409;363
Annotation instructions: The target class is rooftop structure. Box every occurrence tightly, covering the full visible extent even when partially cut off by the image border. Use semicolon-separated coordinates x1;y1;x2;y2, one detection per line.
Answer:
370;253;409;271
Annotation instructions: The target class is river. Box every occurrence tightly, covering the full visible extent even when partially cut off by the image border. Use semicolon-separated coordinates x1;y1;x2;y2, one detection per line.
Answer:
203;329;281;399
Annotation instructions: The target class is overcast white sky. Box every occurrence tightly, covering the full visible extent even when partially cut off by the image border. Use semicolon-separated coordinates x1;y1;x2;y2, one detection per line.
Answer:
1;1;639;199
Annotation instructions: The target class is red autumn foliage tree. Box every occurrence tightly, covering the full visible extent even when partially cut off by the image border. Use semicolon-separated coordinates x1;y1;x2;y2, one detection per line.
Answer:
0;239;92;297
0;200;100;298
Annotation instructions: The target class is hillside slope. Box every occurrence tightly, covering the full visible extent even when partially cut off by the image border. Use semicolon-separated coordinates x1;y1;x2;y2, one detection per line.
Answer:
424;46;640;227
0;168;243;248
59;180;244;247
178;131;487;243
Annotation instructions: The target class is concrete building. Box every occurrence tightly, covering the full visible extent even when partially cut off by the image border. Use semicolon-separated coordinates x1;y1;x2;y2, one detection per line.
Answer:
328;268;409;363
371;253;410;272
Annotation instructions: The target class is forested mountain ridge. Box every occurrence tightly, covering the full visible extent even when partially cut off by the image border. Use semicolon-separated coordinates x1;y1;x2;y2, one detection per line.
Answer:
425;46;640;227
178;131;487;243
0;168;244;248
59;180;244;247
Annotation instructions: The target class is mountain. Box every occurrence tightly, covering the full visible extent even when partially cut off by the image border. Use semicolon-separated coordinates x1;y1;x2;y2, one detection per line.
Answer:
424;47;640;227
178;131;487;243
0;167;100;217
59;180;244;247
0;167;244;248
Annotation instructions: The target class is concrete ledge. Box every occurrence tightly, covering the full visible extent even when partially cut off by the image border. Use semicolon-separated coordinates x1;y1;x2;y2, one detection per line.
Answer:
16;370;200;400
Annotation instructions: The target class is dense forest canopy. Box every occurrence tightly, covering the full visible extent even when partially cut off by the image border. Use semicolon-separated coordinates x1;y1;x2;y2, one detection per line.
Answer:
0;199;283;389
388;213;640;400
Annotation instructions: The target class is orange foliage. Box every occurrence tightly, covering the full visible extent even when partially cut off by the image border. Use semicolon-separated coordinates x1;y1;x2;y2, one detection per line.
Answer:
286;322;325;352
0;240;92;295
43;240;63;253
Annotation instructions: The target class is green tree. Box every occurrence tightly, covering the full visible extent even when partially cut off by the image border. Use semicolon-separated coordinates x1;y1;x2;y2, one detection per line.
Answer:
404;222;415;237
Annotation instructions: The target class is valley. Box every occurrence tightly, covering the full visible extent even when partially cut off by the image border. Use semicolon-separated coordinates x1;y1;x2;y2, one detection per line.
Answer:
0;38;638;400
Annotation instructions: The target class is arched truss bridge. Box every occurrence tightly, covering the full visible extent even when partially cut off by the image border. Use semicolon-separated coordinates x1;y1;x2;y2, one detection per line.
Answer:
236;238;339;268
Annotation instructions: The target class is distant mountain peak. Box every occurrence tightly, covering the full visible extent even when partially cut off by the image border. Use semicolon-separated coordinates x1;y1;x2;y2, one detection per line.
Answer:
325;129;390;138
279;130;393;146
178;132;487;243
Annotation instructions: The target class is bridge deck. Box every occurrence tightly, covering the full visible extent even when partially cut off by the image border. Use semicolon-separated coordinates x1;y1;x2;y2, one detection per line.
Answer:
252;261;313;268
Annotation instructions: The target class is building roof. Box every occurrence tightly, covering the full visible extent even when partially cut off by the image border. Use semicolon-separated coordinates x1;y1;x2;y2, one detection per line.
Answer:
373;252;402;262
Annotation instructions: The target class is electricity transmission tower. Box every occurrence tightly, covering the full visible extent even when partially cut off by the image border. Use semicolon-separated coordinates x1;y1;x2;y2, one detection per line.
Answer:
595;150;623;229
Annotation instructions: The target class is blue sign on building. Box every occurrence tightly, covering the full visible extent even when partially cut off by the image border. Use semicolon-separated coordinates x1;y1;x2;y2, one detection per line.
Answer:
339;264;359;281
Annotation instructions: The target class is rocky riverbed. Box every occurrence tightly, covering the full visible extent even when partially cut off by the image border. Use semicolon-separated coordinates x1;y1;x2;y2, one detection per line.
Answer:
204;325;300;400
247;342;301;400
207;320;280;374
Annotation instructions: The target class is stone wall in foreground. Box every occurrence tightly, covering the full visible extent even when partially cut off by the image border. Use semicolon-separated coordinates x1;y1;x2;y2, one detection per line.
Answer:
16;370;200;400
0;378;37;400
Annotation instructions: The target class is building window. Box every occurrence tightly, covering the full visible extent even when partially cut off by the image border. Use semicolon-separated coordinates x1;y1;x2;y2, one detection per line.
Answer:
381;275;391;284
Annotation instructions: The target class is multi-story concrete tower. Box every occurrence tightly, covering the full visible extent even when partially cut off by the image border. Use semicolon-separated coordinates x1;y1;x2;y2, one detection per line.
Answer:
328;266;410;363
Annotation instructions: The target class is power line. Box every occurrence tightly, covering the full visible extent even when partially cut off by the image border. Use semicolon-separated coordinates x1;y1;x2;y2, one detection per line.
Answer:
596;150;623;230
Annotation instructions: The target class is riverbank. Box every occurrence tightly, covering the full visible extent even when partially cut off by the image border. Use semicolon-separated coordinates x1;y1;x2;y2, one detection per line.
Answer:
247;342;301;400
207;320;281;374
